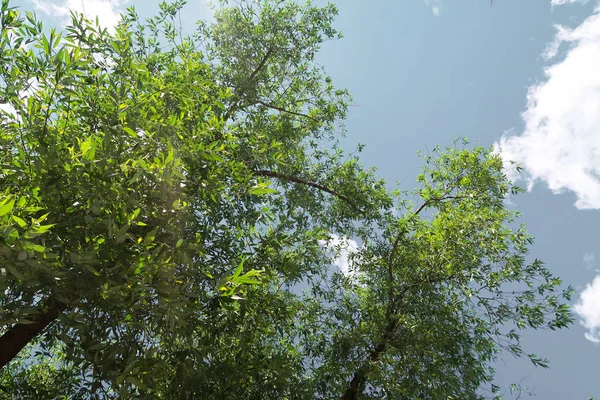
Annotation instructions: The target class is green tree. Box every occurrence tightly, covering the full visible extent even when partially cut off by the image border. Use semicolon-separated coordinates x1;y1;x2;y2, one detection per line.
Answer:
0;0;573;399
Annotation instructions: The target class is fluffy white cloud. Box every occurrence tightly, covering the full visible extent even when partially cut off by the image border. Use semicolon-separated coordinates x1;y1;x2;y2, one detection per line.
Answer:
574;275;600;343
319;234;360;276
424;0;441;17
31;0;129;32
495;6;600;209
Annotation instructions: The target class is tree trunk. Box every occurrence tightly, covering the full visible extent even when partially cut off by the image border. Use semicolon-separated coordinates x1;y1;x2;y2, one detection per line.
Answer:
340;319;397;400
0;297;66;369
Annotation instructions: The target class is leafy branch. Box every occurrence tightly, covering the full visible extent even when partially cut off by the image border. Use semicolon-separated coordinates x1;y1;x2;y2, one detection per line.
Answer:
252;169;362;212
224;45;276;121
255;99;319;122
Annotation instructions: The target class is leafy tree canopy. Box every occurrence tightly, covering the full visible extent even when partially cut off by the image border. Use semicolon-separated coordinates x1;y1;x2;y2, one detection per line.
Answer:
0;0;573;398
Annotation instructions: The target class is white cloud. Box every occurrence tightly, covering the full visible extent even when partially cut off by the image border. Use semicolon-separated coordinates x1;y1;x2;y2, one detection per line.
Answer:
495;7;600;209
584;252;596;269
551;0;584;5
0;103;18;120
319;234;360;276
574;275;600;343
31;0;129;32
424;0;441;17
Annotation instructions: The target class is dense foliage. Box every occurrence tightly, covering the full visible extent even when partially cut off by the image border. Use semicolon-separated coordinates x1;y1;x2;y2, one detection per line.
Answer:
0;0;572;398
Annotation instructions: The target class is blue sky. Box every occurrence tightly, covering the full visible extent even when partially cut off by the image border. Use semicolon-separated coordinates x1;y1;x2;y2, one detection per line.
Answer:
10;0;600;397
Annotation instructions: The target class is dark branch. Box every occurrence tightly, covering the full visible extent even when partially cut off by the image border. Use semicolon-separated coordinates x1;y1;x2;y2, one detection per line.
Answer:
388;228;405;267
340;314;399;400
255;100;319;122
224;46;276;121
253;169;362;212
0;297;67;370
340;271;472;400
249;46;275;81
414;193;470;216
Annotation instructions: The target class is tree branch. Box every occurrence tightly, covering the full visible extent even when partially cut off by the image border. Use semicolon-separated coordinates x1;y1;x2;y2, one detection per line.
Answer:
249;46;275;82
413;194;468;216
252;169;362;213
340;314;399;400
224;46;276;121
339;270;472;400
255;100;319;122
388;193;469;263
0;297;67;370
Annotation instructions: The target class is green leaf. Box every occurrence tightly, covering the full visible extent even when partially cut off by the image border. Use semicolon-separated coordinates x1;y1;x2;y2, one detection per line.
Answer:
115;224;128;244
233;276;261;285
241;269;264;277
233;259;244;277
41;33;50;54
16;319;37;325
0;198;15;217
35;213;50;223
6;265;25;280
217;274;231;291
83;264;102;276
144;227;158;243
249;186;279;196
125;376;146;389
123;126;137;138
11;215;27;228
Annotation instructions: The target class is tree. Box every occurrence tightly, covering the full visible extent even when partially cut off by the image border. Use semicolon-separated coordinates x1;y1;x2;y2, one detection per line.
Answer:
0;0;572;398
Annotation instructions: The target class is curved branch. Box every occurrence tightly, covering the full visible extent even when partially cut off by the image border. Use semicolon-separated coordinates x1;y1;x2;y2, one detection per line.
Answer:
252;169;362;213
413;194;468;217
255;100;319;122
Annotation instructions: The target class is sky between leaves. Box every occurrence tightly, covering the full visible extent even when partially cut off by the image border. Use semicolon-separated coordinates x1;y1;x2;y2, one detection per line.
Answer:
4;0;600;397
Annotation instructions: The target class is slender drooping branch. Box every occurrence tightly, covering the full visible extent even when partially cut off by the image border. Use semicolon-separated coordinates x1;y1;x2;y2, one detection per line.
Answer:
249;46;275;82
253;169;362;213
413;194;468;216
224;46;276;121
0;297;67;370
255;100;319;122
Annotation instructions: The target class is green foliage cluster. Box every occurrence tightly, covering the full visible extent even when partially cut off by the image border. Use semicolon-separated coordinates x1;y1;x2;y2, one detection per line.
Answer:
0;0;573;398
